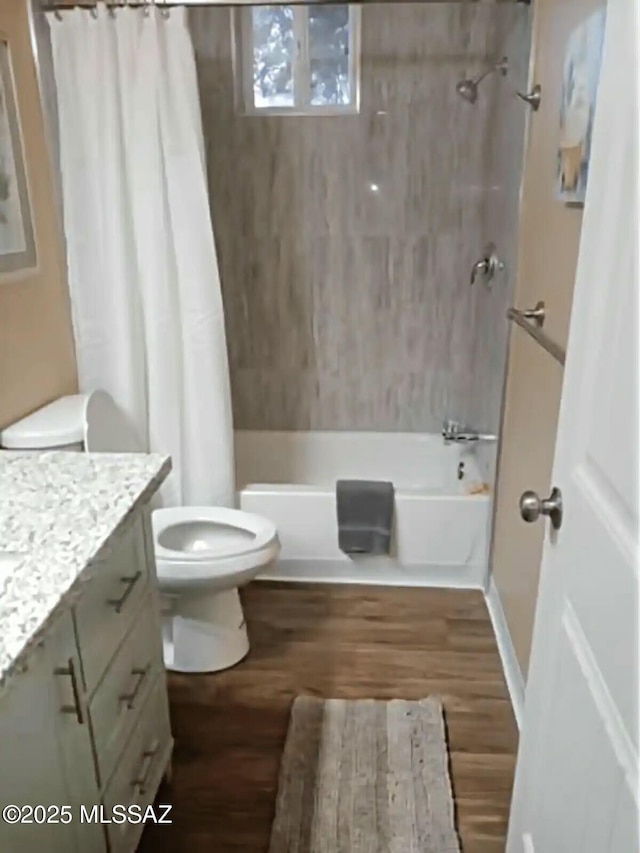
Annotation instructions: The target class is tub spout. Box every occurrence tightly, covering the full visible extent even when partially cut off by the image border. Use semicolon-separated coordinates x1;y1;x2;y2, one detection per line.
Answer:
442;421;497;444
458;433;498;443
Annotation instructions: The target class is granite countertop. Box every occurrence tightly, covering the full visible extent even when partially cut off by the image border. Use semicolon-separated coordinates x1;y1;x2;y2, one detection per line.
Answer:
0;451;171;690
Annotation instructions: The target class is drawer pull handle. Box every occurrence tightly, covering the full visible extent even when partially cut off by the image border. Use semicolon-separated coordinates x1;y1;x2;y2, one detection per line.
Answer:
132;740;159;795
107;571;142;613
54;658;84;725
119;665;151;709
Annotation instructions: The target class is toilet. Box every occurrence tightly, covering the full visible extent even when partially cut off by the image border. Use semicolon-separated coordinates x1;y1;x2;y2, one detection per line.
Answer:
0;391;280;673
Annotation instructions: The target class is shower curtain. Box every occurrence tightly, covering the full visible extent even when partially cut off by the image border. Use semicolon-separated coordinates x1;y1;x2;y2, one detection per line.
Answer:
47;5;234;508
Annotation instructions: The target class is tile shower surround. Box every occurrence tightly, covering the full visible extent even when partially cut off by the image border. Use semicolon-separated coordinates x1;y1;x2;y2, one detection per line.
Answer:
192;3;530;433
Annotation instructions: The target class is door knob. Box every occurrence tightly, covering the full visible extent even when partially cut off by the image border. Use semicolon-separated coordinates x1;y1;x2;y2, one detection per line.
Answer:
519;487;563;530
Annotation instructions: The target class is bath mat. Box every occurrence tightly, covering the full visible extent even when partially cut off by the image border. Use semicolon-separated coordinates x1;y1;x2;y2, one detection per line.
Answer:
268;696;461;853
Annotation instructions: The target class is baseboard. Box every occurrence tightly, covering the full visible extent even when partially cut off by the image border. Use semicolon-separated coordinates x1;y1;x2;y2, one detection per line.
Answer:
484;576;525;730
257;558;485;589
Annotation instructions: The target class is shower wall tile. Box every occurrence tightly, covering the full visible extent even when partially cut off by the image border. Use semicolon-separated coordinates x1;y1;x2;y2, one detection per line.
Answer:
191;3;530;432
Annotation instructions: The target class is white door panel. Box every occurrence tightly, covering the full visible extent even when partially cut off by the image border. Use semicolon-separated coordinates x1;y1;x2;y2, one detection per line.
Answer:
609;784;640;853
507;0;639;849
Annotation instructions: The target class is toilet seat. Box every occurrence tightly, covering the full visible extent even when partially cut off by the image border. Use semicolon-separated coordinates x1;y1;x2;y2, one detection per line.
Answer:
152;506;279;590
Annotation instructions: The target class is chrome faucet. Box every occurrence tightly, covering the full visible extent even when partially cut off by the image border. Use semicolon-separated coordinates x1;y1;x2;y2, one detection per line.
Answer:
442;420;497;445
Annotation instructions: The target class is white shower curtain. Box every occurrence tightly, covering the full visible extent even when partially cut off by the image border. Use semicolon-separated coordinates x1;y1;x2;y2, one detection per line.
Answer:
47;5;234;508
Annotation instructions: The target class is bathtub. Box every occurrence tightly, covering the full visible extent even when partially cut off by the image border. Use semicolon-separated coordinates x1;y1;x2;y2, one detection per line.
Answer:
236;431;492;588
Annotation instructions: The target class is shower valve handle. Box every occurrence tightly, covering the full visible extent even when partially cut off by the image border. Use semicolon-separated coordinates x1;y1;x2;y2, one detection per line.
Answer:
470;243;504;287
470;258;490;285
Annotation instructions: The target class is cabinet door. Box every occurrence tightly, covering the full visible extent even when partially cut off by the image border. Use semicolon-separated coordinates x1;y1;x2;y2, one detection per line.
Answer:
52;611;106;851
0;612;105;853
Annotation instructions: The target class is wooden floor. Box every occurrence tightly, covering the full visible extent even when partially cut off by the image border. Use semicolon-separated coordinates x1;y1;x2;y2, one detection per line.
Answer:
140;582;518;853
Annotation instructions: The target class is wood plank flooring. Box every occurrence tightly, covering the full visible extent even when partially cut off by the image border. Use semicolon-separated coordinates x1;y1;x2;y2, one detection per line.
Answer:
140;582;518;853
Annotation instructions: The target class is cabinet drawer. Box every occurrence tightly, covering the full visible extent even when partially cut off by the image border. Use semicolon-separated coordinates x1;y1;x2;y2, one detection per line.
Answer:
103;676;172;853
90;593;164;789
75;514;150;695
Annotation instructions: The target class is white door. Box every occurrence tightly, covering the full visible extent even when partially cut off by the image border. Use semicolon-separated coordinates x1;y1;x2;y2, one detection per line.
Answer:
507;0;639;851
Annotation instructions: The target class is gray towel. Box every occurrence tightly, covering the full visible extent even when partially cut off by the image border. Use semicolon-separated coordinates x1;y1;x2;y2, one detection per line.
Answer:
336;480;395;555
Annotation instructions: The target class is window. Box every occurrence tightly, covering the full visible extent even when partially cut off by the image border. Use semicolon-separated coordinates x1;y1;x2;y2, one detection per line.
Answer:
235;5;360;115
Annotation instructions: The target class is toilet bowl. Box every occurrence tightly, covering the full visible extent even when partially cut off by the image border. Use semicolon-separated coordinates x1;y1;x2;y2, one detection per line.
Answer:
0;391;281;673
153;506;279;672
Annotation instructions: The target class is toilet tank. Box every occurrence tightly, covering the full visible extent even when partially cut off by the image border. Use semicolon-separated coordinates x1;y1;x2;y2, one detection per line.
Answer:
0;392;142;453
0;396;88;452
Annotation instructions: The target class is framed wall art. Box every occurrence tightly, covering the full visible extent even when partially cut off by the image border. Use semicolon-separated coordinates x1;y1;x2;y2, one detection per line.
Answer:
0;38;36;275
556;7;606;205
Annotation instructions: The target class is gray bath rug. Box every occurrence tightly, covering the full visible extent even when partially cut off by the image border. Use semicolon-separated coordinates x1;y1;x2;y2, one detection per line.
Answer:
269;696;461;853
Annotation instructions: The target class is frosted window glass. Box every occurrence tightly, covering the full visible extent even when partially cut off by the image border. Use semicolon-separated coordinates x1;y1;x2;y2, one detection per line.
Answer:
251;6;295;108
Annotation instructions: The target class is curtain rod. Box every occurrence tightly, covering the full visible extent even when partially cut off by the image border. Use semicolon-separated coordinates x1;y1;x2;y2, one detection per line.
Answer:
44;0;530;8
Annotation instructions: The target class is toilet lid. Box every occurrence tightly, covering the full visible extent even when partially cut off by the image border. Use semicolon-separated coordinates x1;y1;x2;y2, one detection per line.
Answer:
152;506;278;563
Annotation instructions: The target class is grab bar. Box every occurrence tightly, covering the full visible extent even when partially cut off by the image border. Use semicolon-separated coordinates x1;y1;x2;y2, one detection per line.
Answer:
507;306;566;366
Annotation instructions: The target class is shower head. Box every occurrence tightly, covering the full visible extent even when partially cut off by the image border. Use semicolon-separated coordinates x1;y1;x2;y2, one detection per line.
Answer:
456;57;509;105
456;79;479;104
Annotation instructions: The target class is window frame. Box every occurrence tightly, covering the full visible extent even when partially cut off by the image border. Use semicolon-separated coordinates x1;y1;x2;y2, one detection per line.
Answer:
232;4;361;117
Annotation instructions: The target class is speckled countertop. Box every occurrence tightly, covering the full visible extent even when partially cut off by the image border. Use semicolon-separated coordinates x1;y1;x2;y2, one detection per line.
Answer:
0;451;171;689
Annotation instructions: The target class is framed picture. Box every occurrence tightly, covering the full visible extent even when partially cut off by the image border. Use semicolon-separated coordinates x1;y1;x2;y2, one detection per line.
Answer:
556;8;606;205
0;37;36;276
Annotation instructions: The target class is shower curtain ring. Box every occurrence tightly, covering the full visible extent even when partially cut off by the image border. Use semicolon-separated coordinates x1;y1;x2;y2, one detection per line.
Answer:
153;0;170;20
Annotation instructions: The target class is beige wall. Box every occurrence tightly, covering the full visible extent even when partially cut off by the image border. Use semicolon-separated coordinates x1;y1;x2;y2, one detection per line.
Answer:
0;0;76;431
491;0;605;676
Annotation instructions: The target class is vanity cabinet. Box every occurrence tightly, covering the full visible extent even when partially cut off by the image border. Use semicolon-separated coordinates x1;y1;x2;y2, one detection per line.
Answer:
0;506;172;853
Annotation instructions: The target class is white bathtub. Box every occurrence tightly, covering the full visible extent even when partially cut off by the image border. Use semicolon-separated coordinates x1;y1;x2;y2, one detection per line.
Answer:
236;431;492;588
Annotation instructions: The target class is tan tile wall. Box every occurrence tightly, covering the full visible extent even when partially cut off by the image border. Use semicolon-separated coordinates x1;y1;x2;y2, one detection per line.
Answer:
191;3;530;432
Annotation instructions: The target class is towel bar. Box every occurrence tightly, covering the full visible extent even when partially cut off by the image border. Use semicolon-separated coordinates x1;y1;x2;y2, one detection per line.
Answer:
507;307;566;366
